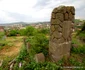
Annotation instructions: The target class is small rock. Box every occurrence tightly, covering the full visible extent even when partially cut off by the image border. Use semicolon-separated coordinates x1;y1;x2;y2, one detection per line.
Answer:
34;53;45;63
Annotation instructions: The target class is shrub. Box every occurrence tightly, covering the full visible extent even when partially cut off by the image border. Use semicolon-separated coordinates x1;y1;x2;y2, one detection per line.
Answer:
25;26;37;36
71;45;85;54
16;45;28;62
0;32;5;40
8;29;19;36
39;28;50;35
24;62;60;70
27;34;49;57
19;29;26;36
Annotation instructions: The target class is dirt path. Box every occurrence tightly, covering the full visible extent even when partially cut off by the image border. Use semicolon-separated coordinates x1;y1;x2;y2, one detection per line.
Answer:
0;36;24;60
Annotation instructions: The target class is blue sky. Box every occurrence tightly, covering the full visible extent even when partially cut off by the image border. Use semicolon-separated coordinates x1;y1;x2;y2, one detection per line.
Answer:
0;0;85;23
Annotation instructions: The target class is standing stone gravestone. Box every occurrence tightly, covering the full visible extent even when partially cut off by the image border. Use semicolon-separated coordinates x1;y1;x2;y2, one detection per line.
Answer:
49;6;75;62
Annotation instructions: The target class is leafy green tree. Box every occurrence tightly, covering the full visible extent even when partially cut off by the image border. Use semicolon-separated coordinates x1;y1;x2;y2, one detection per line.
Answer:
19;29;26;36
8;29;19;36
25;26;37;36
39;28;50;35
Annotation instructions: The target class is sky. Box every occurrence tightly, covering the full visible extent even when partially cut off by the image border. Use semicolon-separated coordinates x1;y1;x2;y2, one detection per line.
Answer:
0;0;85;23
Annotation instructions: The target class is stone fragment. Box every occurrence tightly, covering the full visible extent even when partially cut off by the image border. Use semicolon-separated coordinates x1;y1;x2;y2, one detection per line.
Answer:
34;53;45;63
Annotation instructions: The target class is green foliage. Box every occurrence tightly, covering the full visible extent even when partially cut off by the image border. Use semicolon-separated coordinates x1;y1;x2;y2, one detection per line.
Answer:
8;29;19;36
0;60;9;70
24;62;60;70
27;34;49;57
71;45;85;54
0;32;5;40
75;19;81;23
69;58;85;70
39;28;50;35
25;26;37;36
79;32;85;40
13;63;19;70
16;45;28;62
19;29;26;36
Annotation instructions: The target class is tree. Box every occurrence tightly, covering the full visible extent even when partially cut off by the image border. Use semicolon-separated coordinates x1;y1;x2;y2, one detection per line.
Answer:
25;26;37;36
8;29;19;36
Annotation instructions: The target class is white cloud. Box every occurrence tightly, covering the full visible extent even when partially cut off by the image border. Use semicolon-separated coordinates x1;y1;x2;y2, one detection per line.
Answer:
0;0;85;23
0;10;17;22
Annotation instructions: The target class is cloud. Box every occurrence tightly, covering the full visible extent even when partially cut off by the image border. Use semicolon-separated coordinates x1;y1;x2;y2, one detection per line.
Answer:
0;0;85;23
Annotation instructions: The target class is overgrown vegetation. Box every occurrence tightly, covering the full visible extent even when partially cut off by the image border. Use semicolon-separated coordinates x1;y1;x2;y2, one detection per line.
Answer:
1;22;85;70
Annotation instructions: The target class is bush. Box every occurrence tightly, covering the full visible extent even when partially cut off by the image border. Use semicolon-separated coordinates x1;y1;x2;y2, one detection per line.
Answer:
16;45;28;62
24;62;60;70
0;32;5;40
8;29;19;36
19;29;26;36
27;34;49;57
39;28;50;35
71;45;85;54
25;26;37;36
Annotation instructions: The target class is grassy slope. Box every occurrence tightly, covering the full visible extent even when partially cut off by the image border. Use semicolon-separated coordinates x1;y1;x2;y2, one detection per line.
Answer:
0;36;23;60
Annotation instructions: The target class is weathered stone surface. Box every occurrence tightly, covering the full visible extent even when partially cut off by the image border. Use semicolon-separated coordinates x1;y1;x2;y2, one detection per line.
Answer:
66;7;71;13
54;25;62;32
50;34;55;40
53;31;62;39
69;12;74;22
64;13;69;20
52;13;56;19
51;19;61;24
62;21;71;39
62;43;71;54
49;6;75;62
34;53;45;63
58;37;65;43
51;25;55;31
70;6;75;15
50;46;63;62
53;6;66;13
49;41;57;51
56;13;64;21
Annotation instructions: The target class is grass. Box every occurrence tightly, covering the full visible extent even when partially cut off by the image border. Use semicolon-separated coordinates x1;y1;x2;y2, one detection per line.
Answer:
0;36;24;61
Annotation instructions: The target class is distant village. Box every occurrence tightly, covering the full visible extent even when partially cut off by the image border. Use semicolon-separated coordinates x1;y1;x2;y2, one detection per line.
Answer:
0;22;50;32
0;19;85;33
